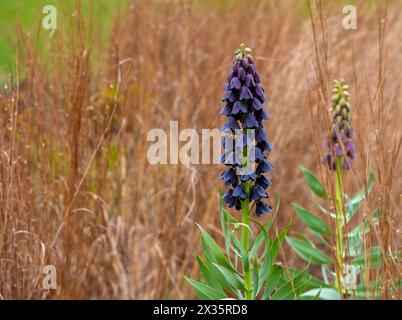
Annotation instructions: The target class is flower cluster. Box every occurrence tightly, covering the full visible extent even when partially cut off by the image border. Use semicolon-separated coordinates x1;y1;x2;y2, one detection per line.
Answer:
220;44;273;217
325;79;355;170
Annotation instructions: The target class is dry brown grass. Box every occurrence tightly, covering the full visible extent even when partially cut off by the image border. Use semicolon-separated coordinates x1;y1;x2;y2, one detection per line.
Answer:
0;0;401;299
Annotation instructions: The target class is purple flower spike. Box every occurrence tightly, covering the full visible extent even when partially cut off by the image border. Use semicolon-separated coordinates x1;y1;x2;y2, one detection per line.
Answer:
324;79;355;171
220;44;273;217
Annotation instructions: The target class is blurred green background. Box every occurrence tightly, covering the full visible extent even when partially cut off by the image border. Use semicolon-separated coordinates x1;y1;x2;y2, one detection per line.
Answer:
0;0;129;74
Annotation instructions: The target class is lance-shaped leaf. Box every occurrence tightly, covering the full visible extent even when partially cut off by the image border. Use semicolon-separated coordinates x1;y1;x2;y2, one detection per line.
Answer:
184;277;227;300
262;265;281;299
301;166;326;198
197;224;235;272
292;203;329;235
300;288;341;300
286;236;332;265
213;263;245;293
271;267;310;300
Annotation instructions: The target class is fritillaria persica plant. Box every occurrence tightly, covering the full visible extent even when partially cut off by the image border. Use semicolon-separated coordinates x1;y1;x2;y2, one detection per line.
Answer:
286;80;389;299
186;45;319;300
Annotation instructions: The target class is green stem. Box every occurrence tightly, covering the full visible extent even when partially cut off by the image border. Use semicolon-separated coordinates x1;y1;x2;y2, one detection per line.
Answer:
335;157;344;295
241;183;252;300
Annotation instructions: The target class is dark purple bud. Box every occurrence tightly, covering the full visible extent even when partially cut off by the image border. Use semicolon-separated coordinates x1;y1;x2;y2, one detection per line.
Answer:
246;56;254;64
256;175;272;189
256;127;268;143
255;108;269;121
241;172;257;182
227;71;234;83
230;77;241;90
346;140;355;159
334;144;343;157
222;189;236;208
222;117;240;131
256;159;274;174
255;147;265;161
233;185;247;200
255;84;266;99
232;101;247;115
220;104;232;116
242;57;250;69
252;97;263;111
243;114;259;128
221;168;238;187
246;74;256;87
249;64;256;76
239;86;253;100
238;67;246;81
256;200;272;216
250;185;268;201
254;72;260;83
233;62;239;74
257;140;272;152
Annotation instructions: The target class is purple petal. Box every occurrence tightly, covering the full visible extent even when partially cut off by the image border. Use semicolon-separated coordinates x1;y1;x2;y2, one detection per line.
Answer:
230;77;241;90
238;67;246;81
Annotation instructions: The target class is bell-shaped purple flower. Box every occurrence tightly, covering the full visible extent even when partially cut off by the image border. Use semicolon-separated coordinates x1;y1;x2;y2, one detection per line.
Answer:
256;200;272;217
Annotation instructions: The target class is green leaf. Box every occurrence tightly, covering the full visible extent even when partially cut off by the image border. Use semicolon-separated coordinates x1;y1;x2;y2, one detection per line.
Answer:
184;276;227;300
286;267;329;290
271;268;309;300
250;218;273;295
196;255;219;288
268;224;290;266
301;166;326;198
310;230;330;247
197;224;235;272
213;263;245;292
196;255;237;296
250;220;273;258
252;257;259;299
286;236;332;265
262;265;281;299
239;239;250;273
300;288;341;300
292;203;329;235
219;192;230;257
200;237;214;262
